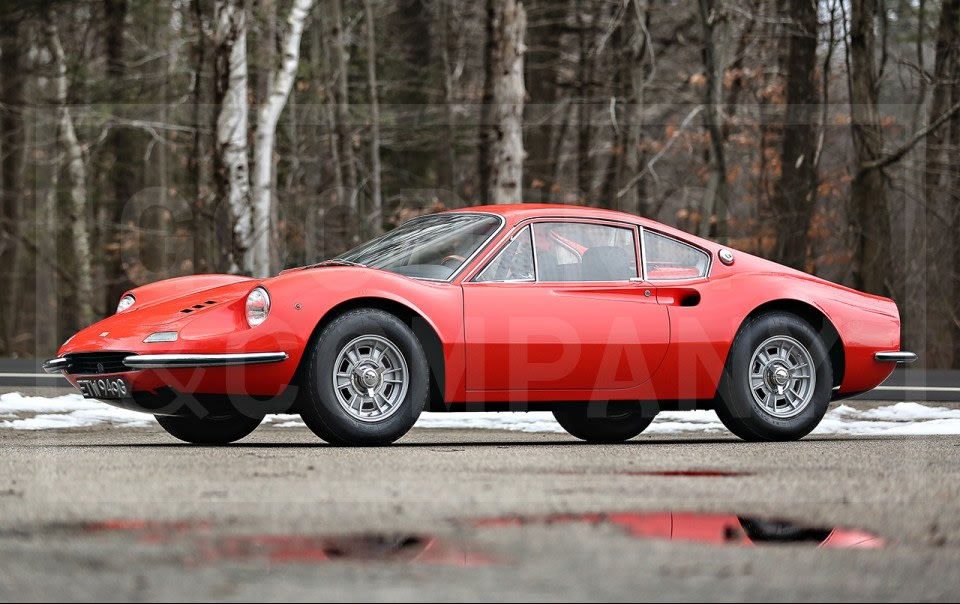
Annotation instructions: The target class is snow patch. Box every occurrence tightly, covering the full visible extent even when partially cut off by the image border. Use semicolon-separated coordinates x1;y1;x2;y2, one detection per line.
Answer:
2;392;960;436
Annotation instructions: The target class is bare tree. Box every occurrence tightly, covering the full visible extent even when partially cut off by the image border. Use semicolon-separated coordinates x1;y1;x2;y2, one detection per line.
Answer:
189;0;212;274
925;0;960;366
213;0;252;273
771;0;818;271
0;11;24;351
490;0;527;204
47;16;95;327
364;0;383;234
251;0;314;278
329;0;358;219
697;0;729;241
847;0;891;296
479;0;497;202
621;0;652;216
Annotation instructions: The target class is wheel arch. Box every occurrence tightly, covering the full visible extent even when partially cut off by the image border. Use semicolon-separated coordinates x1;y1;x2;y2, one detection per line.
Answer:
739;299;845;388
298;297;446;408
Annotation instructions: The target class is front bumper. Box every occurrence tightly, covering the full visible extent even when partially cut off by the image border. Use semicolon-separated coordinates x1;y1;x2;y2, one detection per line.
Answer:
874;351;918;363
43;352;288;374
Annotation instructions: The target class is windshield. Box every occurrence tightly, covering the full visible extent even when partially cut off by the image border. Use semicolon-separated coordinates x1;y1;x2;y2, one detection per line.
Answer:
337;213;502;280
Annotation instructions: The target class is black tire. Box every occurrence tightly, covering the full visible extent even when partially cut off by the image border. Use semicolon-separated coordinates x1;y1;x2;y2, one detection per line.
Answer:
553;404;656;443
299;309;429;446
715;312;833;442
155;411;262;444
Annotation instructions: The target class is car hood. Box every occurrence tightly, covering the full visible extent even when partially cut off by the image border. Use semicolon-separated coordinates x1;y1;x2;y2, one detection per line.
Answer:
59;279;258;355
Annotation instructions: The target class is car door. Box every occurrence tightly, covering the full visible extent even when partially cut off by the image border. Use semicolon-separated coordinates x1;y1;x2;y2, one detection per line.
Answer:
461;219;670;393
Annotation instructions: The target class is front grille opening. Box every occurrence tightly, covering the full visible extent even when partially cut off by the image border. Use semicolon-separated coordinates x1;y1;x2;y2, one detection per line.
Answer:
64;352;133;375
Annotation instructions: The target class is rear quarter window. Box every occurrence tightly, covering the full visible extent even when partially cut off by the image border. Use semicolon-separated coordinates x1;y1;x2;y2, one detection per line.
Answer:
643;231;710;280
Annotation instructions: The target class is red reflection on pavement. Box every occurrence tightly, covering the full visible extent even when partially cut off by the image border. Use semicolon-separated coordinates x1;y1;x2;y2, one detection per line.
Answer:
473;512;884;549
76;519;493;566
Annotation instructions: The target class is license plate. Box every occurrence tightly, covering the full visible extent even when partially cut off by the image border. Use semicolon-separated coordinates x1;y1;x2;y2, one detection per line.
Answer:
76;377;130;400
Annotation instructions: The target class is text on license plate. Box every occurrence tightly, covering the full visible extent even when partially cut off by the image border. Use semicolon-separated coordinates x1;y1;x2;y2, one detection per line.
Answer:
76;377;130;400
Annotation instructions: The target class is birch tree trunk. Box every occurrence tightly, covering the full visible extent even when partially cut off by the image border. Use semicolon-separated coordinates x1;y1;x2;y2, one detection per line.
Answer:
251;0;314;278
47;17;95;327
213;0;252;274
490;0;526;205
364;0;383;235
848;0;892;296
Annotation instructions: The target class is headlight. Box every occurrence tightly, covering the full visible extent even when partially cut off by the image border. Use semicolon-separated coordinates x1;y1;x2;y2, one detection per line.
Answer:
117;294;136;313
245;287;271;327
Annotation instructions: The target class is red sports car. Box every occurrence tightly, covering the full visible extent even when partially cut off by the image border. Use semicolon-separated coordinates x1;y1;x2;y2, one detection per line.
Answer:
44;205;915;445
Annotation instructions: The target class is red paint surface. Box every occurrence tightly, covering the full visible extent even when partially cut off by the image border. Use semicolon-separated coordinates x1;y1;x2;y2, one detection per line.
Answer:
59;204;901;406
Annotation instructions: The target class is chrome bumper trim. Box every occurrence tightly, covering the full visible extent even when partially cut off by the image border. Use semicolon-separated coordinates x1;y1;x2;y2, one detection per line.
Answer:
122;352;289;369
43;352;289;374
874;351;918;363
42;357;70;374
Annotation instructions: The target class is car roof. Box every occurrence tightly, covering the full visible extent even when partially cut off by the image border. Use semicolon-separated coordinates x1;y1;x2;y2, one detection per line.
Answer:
445;203;637;223
443;204;714;249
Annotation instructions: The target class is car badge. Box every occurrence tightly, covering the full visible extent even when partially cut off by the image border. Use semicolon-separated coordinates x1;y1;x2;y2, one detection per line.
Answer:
96;363;105;374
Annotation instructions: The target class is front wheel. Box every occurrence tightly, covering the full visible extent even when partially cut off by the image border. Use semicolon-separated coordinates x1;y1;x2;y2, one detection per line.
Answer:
553;404;656;443
715;312;833;441
298;309;429;446
155;411;262;444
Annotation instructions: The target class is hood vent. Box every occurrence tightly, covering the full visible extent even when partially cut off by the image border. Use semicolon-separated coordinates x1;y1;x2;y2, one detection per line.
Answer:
181;300;218;314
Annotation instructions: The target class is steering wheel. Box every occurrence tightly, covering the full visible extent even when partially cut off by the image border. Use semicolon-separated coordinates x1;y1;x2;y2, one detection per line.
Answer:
440;254;466;268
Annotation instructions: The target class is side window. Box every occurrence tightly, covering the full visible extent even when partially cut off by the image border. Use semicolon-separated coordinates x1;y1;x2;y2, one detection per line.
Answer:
532;222;638;282
475;226;535;282
643;231;710;280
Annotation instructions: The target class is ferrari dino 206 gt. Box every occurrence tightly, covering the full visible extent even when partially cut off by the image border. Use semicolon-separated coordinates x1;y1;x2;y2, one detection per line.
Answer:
45;204;915;445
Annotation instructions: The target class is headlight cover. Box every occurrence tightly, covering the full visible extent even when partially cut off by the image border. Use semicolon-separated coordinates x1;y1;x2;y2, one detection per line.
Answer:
117;294;136;313
245;287;271;327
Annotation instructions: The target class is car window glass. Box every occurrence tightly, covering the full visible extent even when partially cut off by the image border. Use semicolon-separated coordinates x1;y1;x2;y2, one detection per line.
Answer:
337;213;501;280
532;222;638;282
475;226;535;282
643;231;710;280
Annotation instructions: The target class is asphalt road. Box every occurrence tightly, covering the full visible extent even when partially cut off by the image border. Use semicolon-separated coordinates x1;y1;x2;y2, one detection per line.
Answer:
5;359;959;402
0;421;958;601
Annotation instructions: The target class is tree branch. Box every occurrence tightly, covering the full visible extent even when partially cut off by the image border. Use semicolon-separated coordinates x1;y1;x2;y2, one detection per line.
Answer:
617;104;703;198
859;97;960;174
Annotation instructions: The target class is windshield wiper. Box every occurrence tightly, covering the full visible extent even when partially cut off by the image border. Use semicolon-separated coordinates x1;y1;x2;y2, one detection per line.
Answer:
307;259;366;269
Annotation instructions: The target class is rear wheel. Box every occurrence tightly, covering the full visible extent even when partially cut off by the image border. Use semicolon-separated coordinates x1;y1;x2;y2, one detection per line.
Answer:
155;411;262;445
299;309;429;446
553;404;656;443
715;312;832;441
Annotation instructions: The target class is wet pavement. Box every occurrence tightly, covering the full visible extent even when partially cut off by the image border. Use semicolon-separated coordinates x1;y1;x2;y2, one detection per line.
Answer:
0;424;958;601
